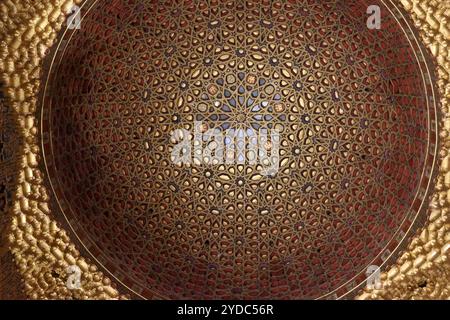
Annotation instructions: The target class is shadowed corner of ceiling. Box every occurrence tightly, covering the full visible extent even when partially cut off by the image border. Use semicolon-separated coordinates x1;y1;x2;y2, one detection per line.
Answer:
0;81;27;300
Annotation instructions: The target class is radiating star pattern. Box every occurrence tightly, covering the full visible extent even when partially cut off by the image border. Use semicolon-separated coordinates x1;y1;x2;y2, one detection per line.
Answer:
41;0;436;299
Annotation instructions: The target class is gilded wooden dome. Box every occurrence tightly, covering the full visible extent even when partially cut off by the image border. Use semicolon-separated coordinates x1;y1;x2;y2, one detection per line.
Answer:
0;0;449;300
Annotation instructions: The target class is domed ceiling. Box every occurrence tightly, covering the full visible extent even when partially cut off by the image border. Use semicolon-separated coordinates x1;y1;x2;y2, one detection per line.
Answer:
1;0;448;300
38;0;439;299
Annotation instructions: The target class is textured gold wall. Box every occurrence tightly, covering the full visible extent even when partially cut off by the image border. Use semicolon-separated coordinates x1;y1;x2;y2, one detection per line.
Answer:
0;0;448;300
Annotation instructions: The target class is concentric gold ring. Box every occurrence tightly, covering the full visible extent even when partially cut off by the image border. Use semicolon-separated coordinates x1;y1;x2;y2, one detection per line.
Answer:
0;0;449;300
39;0;439;299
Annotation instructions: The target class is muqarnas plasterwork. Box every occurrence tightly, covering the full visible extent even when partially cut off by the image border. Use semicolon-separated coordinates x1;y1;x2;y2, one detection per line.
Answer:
0;0;449;300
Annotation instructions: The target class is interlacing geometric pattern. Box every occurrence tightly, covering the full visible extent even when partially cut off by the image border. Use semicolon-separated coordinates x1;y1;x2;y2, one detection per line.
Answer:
41;0;437;299
0;0;448;300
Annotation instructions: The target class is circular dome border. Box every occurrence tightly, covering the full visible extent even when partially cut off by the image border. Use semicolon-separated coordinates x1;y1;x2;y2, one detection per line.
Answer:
37;0;441;300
